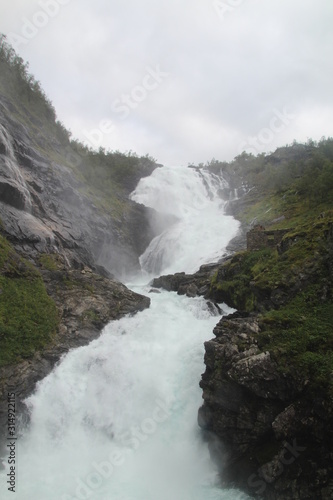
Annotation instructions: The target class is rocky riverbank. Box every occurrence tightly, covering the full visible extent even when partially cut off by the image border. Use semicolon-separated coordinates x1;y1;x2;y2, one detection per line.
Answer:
198;311;333;499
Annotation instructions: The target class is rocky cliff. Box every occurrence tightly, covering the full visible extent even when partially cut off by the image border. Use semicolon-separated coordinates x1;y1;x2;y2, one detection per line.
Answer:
0;95;165;279
0;106;153;450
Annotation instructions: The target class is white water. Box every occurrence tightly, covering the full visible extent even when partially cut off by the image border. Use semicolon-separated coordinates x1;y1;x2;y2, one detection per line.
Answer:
1;166;251;500
131;167;237;274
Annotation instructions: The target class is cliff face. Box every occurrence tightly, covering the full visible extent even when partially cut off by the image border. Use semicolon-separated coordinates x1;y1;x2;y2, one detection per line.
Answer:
198;312;333;499
0;94;162;279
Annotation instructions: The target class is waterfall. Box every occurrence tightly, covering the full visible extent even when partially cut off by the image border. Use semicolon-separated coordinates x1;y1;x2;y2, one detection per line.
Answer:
130;166;238;275
0;124;32;211
0;166;251;500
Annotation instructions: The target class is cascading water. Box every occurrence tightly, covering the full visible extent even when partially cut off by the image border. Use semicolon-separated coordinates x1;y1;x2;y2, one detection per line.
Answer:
130;167;236;275
0;124;32;211
0;166;251;500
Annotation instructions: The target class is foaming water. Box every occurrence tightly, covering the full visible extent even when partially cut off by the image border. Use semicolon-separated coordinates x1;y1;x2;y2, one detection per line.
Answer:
0;166;250;499
1;292;250;500
130;166;240;275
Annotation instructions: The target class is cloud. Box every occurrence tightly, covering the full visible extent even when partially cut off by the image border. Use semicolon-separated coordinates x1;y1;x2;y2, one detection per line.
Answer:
0;0;332;165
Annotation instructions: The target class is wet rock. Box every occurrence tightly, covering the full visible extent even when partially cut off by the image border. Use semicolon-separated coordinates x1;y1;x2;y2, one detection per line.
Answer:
185;283;198;297
152;263;220;296
0;177;26;210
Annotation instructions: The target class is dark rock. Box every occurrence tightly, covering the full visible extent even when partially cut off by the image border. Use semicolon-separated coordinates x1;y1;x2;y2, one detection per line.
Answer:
199;313;333;499
152;263;220;297
0;177;27;210
206;301;222;316
186;283;198;297
152;272;187;292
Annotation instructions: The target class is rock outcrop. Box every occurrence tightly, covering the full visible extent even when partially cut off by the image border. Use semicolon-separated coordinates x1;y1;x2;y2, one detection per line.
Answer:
198;312;333;499
246;225;289;251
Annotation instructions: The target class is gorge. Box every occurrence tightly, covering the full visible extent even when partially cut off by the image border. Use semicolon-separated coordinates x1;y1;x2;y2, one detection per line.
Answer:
0;36;333;500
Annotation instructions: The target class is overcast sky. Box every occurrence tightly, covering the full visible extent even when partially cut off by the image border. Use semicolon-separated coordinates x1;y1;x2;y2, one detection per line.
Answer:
0;0;332;166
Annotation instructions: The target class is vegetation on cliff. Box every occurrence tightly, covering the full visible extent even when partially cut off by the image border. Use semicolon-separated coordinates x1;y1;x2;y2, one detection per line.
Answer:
205;138;333;205
0;235;59;367
208;141;333;392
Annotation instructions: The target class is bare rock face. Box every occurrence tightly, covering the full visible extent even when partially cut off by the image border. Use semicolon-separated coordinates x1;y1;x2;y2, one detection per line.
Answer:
0;96;166;279
0;177;27;209
198;312;333;499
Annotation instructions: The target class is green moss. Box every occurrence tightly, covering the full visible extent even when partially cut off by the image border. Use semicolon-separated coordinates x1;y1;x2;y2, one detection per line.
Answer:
62;275;95;294
0;235;59;367
84;283;95;294
209;248;274;310
80;309;100;326
0;234;11;268
39;253;59;271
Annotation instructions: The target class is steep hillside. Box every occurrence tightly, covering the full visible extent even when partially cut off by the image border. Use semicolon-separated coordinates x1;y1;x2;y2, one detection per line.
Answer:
0;34;172;277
